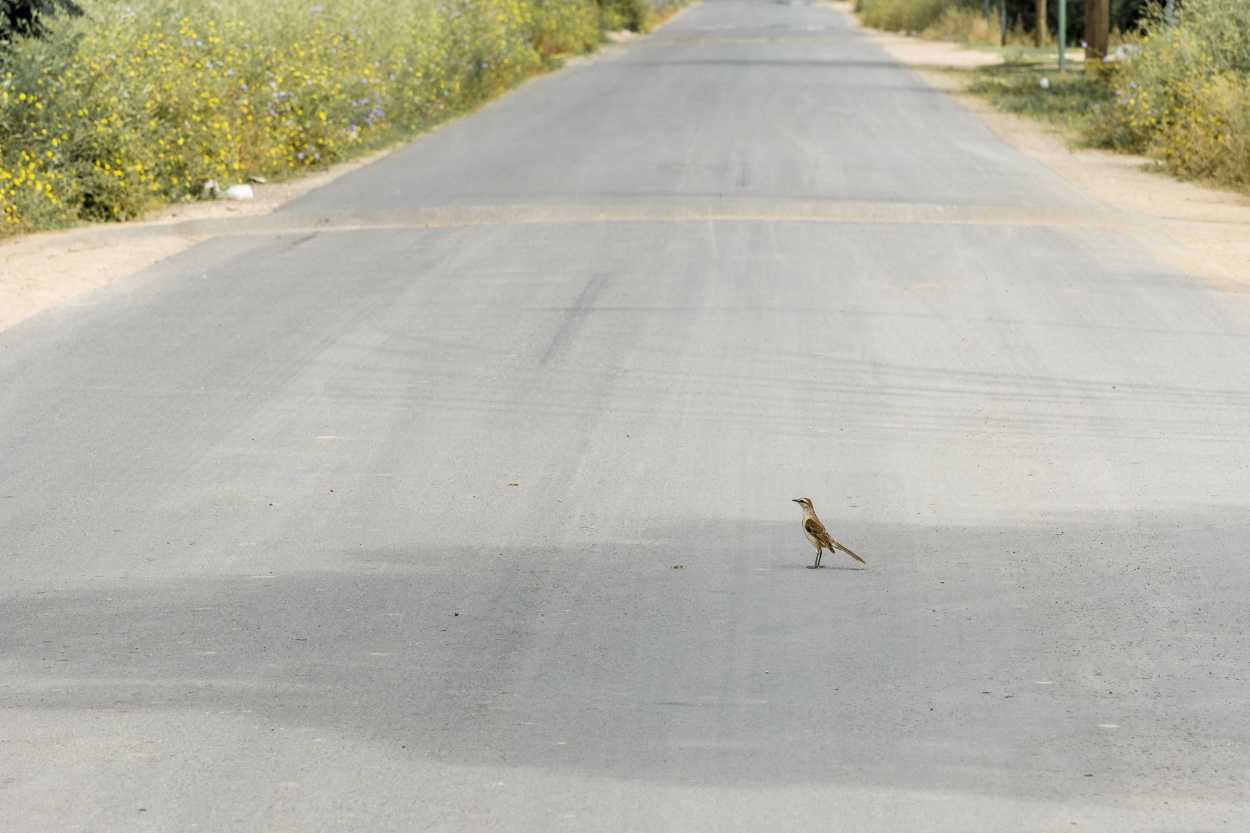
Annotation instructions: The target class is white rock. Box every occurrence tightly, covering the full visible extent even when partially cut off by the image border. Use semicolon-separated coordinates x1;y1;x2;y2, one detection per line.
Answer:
225;184;255;201
201;180;220;200
1040;77;1050;89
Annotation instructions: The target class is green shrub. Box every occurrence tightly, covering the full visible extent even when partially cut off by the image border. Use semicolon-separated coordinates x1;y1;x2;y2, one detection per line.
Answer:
1;0;83;40
600;0;653;34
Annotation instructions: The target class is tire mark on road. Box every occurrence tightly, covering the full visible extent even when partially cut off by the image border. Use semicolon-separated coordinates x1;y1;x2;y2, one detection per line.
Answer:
539;271;612;368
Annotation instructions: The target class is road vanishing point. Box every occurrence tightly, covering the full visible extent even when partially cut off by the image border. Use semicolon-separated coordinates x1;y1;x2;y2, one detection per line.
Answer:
2;1;1248;830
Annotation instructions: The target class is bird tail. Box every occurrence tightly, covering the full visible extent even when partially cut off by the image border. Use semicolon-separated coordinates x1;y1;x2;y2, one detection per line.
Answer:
836;543;867;565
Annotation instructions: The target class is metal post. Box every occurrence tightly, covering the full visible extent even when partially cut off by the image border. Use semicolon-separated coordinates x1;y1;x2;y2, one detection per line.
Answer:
1057;0;1066;71
1000;0;1008;46
1166;0;1175;28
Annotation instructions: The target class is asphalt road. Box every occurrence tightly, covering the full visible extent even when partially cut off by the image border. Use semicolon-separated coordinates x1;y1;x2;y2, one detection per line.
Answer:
3;1;1249;830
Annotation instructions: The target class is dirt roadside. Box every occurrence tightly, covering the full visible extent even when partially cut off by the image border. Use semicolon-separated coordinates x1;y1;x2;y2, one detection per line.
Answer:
2;11;1248;335
835;2;1250;292
0;152;398;334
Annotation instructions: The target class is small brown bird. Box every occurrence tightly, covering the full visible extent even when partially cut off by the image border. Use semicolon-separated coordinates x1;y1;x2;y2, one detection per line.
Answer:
792;497;866;569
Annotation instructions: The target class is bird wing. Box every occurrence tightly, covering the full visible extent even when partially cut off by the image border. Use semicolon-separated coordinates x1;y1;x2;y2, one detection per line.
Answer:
806;517;867;565
804;517;834;547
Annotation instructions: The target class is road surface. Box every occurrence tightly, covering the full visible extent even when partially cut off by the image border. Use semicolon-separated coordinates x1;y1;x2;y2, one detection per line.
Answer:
2;1;1248;830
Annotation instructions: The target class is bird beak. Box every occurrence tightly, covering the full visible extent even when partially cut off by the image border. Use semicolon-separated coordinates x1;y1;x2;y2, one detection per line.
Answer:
792;499;801;504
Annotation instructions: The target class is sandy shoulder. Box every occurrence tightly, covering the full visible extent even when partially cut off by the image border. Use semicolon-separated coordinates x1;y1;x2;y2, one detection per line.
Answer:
0;151;397;334
938;82;1250;291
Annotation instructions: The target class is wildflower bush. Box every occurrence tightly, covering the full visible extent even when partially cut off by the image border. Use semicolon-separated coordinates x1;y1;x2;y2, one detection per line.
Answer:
0;0;639;234
530;0;599;55
1088;0;1250;189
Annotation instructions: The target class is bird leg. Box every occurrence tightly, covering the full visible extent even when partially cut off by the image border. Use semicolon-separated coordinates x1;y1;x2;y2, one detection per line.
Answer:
808;547;825;569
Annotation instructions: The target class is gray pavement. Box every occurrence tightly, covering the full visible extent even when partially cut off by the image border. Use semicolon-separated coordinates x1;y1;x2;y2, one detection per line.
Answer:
2;0;1249;830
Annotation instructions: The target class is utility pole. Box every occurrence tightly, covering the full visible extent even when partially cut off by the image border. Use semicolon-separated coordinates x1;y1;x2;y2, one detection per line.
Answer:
1036;0;1047;47
1058;0;1066;70
1084;0;1109;69
1000;0;1007;47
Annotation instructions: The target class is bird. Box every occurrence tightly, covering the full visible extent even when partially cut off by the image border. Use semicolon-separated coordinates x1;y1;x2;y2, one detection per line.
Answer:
792;498;866;569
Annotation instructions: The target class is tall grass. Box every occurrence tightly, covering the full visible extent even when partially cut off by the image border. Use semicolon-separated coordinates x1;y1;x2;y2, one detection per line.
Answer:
922;6;1042;46
857;0;1049;47
855;0;958;33
0;0;670;234
1088;0;1250;189
921;6;1000;45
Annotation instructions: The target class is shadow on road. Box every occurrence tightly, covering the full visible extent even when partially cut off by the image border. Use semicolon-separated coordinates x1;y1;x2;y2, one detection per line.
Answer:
4;511;1246;801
